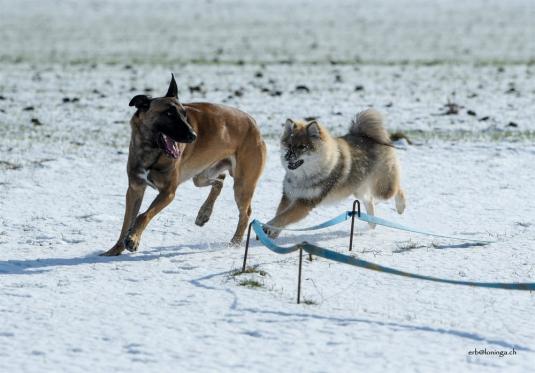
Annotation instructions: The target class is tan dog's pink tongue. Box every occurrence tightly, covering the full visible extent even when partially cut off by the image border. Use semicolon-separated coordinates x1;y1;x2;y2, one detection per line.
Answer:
162;134;180;158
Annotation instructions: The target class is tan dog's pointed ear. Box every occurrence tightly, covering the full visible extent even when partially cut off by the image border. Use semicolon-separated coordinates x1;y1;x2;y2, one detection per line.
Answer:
307;120;321;138
165;73;179;99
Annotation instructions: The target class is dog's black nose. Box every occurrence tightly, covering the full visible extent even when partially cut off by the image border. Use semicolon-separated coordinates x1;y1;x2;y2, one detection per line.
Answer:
187;131;197;143
285;149;296;162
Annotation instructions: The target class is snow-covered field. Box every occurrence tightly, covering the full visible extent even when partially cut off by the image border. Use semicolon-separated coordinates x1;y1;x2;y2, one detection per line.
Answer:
1;1;535;372
2;0;534;65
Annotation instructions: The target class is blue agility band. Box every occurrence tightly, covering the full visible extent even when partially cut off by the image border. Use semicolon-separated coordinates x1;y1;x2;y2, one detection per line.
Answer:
355;212;492;243
251;220;534;291
259;210;492;244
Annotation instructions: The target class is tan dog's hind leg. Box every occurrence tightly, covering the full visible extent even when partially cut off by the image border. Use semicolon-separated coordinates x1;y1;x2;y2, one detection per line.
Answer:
265;200;314;238
101;184;146;256
194;174;226;226
123;187;177;252
229;138;266;246
230;182;254;246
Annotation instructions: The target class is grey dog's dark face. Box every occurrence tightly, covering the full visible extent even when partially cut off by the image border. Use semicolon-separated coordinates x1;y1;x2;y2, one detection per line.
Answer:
280;119;322;170
129;75;197;159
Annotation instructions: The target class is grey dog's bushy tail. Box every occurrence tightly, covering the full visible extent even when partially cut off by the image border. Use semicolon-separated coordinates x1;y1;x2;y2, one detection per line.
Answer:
349;108;392;146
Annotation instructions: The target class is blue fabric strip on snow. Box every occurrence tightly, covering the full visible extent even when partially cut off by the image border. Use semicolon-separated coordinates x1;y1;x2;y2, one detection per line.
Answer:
251;220;535;291
262;211;492;243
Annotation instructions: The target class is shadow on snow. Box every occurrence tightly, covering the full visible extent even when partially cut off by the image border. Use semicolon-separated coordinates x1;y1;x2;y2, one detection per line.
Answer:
0;228;353;275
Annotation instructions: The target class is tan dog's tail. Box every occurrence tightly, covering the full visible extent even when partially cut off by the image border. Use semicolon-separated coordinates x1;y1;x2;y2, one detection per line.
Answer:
349;109;392;146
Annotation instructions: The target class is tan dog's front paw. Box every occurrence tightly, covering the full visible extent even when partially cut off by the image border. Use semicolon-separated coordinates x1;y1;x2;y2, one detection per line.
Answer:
100;242;126;256
195;207;212;227
123;230;140;252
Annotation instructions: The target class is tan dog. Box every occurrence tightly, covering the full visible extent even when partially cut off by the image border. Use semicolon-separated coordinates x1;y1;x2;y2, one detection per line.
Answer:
265;109;405;238
102;75;266;256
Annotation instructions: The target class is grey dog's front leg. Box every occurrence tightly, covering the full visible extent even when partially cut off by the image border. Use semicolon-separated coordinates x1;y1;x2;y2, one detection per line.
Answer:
275;193;290;216
264;199;313;239
262;194;290;238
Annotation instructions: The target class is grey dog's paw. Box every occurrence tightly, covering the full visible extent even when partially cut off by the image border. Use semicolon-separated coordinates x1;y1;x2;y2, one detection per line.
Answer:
123;232;139;252
263;226;281;239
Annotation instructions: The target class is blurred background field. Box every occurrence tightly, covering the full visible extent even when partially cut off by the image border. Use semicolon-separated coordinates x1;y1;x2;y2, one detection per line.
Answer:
1;0;534;65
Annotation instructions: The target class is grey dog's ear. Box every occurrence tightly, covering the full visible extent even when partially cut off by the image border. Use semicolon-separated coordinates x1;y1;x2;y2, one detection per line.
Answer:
129;95;151;110
165;73;178;98
284;118;296;133
307;120;321;138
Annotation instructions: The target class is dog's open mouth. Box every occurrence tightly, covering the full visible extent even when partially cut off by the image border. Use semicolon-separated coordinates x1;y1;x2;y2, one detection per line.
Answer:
287;160;304;170
157;133;181;159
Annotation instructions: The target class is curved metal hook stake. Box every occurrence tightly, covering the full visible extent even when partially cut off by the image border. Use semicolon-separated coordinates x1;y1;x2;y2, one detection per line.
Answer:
349;200;361;251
